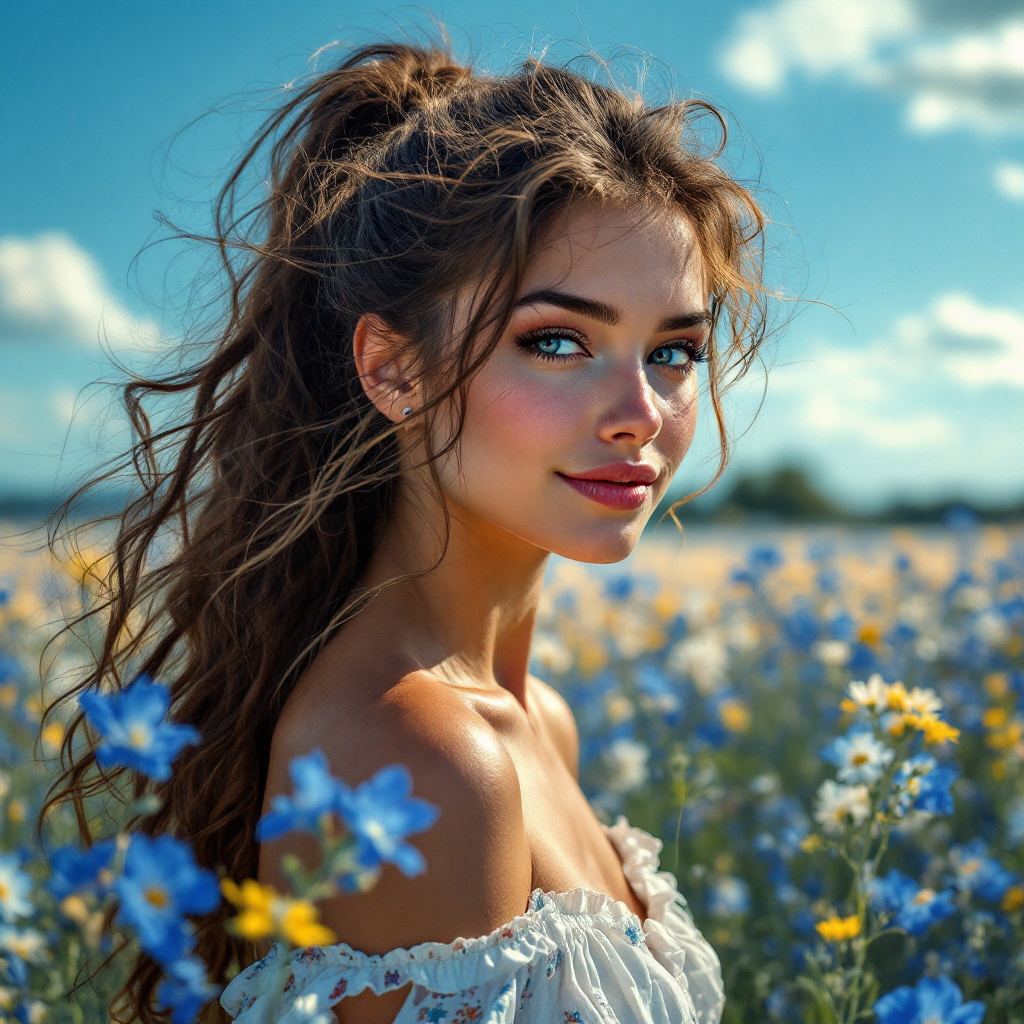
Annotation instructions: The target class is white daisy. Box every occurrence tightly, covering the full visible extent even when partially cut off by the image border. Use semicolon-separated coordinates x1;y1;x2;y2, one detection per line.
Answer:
814;640;851;667
847;674;890;712
0;853;33;923
814;780;871;835
667;632;728;695
904;686;943;716
602;738;651;794
824;731;894;785
0;926;48;963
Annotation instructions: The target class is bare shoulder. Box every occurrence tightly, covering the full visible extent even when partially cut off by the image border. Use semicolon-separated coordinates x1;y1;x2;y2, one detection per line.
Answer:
261;669;532;958
528;674;579;780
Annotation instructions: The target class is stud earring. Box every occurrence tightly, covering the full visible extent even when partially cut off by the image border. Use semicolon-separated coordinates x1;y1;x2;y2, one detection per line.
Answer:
402;407;412;417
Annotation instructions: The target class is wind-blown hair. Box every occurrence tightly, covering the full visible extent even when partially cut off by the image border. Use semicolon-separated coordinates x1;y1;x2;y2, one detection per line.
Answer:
40;37;769;1023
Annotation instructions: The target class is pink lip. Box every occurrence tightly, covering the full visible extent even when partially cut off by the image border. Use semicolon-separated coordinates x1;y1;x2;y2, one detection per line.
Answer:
557;462;660;510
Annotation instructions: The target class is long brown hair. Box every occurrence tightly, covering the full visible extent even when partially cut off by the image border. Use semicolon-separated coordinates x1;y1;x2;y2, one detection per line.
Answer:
40;35;770;1023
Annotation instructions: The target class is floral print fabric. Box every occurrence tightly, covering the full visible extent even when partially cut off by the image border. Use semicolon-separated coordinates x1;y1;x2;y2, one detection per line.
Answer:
220;816;724;1024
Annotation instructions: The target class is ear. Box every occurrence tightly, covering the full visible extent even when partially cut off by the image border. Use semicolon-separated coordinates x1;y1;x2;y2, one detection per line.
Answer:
352;313;417;423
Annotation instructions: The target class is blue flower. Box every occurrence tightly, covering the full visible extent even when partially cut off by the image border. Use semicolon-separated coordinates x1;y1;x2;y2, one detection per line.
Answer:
0;853;33;923
635;665;682;724
869;869;957;936
604;575;634;601
156;956;220;1024
873;975;984;1024
0;947;27;988
47;839;117;900
78;676;200;782
336;764;440;878
783;606;818;651
707;876;750;918
765;983;794;1021
949;840;1019;902
894;755;958;816
114;834;220;964
254;749;346;842
14;1000;46;1024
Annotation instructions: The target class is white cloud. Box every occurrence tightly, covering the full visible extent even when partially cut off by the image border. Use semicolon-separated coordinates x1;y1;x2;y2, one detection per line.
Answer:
768;291;1024;451
897;20;1024;134
720;0;1024;135
770;343;955;451
994;160;1024;199
0;233;160;350
719;0;915;95
907;292;1024;387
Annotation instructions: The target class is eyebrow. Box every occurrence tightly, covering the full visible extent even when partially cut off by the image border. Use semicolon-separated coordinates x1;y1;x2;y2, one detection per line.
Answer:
514;288;712;332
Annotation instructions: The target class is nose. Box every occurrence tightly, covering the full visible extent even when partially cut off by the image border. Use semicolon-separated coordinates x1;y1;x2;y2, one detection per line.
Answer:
596;363;663;447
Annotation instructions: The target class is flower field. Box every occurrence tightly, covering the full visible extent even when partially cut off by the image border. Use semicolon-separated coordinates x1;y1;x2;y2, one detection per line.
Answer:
0;519;1021;1023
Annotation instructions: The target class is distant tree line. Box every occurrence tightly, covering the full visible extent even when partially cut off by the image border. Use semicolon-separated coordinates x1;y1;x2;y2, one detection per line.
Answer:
654;466;1024;526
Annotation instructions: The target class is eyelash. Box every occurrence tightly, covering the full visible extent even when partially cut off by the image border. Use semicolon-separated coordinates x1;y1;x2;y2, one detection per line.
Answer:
515;327;708;371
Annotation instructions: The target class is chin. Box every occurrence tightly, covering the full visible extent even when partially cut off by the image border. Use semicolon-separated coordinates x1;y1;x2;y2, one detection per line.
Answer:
543;518;648;564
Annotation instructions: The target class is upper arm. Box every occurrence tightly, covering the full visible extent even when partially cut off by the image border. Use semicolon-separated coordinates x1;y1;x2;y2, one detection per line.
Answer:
260;675;533;952
529;675;579;780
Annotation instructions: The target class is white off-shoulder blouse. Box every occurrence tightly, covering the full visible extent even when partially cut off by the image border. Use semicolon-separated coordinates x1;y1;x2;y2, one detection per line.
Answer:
220;816;725;1024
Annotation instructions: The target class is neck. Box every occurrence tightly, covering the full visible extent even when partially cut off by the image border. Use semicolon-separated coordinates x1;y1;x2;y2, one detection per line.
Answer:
358;480;550;708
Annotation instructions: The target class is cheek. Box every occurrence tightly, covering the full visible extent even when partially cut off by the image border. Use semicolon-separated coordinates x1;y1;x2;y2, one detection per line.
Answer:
657;378;700;470
461;365;587;470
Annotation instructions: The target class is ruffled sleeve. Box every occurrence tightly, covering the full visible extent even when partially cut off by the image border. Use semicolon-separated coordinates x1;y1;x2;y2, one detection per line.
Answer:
219;917;558;1024
220;814;721;1024
604;816;725;1024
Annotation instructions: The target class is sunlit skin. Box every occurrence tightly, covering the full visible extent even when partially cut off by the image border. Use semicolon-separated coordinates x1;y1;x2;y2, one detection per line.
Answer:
259;203;709;1024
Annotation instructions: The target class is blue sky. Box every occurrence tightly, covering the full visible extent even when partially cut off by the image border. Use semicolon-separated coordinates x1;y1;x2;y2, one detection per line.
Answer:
1;0;1021;509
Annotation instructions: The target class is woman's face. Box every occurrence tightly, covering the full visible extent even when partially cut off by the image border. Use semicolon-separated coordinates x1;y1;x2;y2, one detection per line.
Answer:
429;203;708;564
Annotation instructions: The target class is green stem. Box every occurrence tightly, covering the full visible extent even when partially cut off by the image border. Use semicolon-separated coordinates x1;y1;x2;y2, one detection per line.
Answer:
258;943;294;1024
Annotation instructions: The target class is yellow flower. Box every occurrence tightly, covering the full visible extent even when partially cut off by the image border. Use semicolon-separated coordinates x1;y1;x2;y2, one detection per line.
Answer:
7;800;25;824
59;895;91;925
1002;885;1024;912
719;699;751;733
220;878;336;947
576;642;607;677
984;673;1009;698
887;682;910;712
815;913;861;943
279;901;337;947
59;548;111;594
887;714;908;738
652;592;678;620
799;835;823;854
22;695;43;722
991;759;1008;780
918;717;960;746
220;878;274;939
904;713;960;746
0;686;17;711
40;721;64;755
983;707;1008;730
857;622;882;647
986;719;1023;752
839;698;859;715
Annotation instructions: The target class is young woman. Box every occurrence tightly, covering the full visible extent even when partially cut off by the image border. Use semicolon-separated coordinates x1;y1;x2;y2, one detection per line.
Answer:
48;39;768;1024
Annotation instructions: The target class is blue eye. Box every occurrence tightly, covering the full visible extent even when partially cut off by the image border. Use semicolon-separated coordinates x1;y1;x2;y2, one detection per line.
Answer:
649;345;692;367
533;335;585;357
